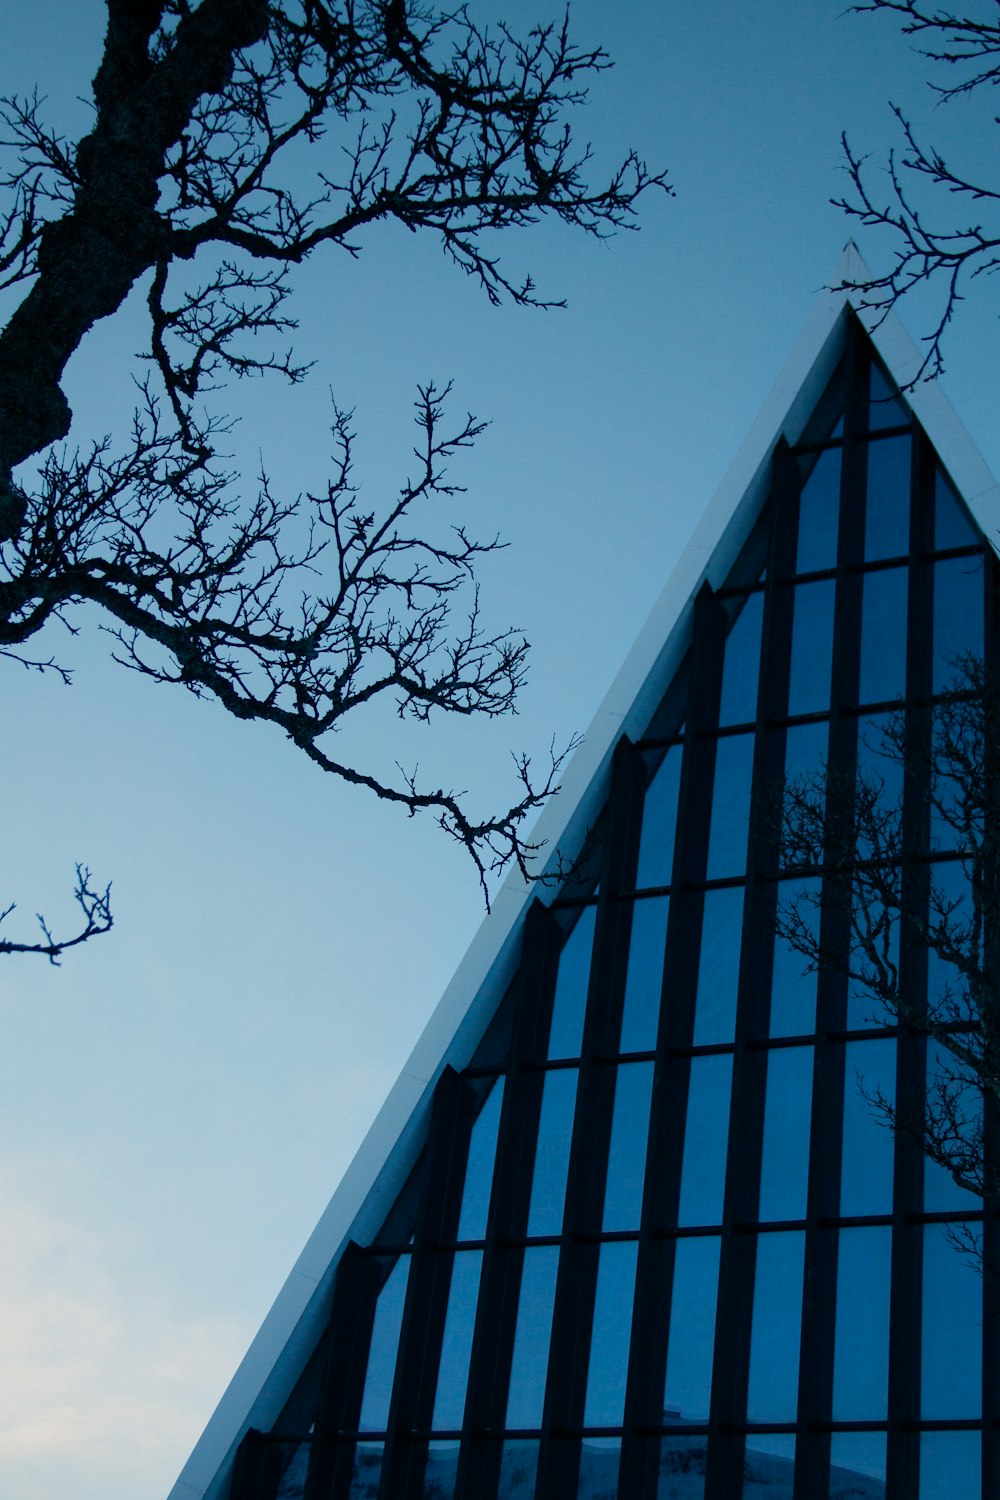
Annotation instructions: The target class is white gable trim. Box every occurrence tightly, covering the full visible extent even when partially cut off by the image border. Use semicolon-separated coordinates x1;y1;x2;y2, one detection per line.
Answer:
169;246;1000;1500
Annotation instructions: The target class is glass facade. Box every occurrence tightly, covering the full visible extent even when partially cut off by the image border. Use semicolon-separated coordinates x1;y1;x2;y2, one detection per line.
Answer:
232;329;995;1499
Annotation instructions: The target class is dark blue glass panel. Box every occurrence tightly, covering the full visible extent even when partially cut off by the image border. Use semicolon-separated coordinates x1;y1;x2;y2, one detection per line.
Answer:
583;1240;638;1426
506;1247;560;1428
934;467;978;552
527;1070;578;1235
920;1432;981;1500
867;362;908;431
547;907;596;1059
758;1046;813;1221
745;1231;805;1422
677;1055;732;1226
350;1442;384;1499
796;447;841;576
694;886;744;1045
784;718;828;791
922;1225;982;1418
856;712;904;866
663;1235;721;1423
865;435;911;561
269;1439;309;1498
620;897;669;1052
456;1079;504;1241
719;592;763;726
423;1441;459;1498
927;861;974;1016
846;888;899;1031
636;746;682;890
771;877;820;1037
859;567;908;706
742;1435;796;1497
498;1440;538;1497
578;1441;621;1496
933;554;984;694
603;1062;654;1231
924;1041;981;1211
840;1039;895;1216
658;1436;707;1499
431;1251;483;1428
832;1227;891;1419
788;580;835;715
829;1433;886;1496
359;1255;410;1430
705;734;754;879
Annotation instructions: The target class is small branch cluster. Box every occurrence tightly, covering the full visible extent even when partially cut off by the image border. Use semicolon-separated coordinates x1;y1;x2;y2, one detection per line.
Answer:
0;864;112;963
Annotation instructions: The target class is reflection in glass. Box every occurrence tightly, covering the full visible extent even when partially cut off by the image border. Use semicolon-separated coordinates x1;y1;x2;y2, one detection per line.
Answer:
271;1439;309;1500
933;555;984;694
637;745;682;890
833;1227;890;1419
350;1442;383;1499
431;1252;483;1429
706;734;755;879
663;1236;721;1422
746;1231;805;1422
859;567;908;706
719;591;763;726
603;1062;654;1231
864;435;910;561
506;1248;560;1429
758;1047;812;1221
498;1440;539;1498
578;1440;621;1497
924;1041;981;1212
694;886;744;1045
867;362;908;431
922;1225;982;1418
784;719;828;798
771;878;819;1037
658;1435;707;1499
927;861;973;1012
456;1079;504;1241
920;1431;981;1500
359;1255;410;1430
621;897;669;1052
840;1040;895;1216
527;1070;578;1236
548;906;596;1059
846;893;898;1031
742;1433;796;1497
829;1432;886;1496
935;467;978;552
796;446;841;576
677;1056;732;1226
424;1441;459;1498
857;713;903;812
788;580;835;715
583;1241;638;1426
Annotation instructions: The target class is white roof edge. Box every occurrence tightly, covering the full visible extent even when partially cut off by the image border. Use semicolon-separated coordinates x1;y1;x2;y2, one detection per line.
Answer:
169;247;999;1500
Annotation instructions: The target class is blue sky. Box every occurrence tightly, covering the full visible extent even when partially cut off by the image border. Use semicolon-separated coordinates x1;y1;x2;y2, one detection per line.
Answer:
0;3;997;1497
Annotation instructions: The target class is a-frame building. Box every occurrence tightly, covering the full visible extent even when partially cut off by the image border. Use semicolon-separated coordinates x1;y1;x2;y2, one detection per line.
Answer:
171;249;1000;1500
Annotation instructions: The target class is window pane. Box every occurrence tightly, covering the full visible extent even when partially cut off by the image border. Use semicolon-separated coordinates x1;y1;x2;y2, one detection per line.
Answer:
832;1227;891;1419
797;446;841;575
746;1231;805;1422
456;1079;504;1241
933;555;984;693
677;1055;732;1227
706;734;754;879
499;1440;539;1496
742;1434;796;1496
771;878;819;1037
859;567;908;706
350;1442;383;1498
719;592;763;726
424;1442;459;1498
359;1255;410;1430
935;467;977;552
784;718;828;790
867;362;908;431
506;1248;560;1428
840;1040;895;1217
924;1040;981;1211
829;1433;886;1496
663;1235;721;1423
527;1070;578;1236
694;886;744;1045
658;1436;708;1499
583;1241;638;1426
636;745;682;889
864;435;910;561
788;580;835;715
548;907;596;1059
621;897;669;1052
431;1251;483;1428
922;1225;982;1418
603;1062;654;1231
920;1431;981;1500
578;1440;620;1496
758;1046;813;1221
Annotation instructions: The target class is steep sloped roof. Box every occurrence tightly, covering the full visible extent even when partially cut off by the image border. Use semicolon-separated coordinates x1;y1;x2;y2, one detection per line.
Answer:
169;245;1000;1500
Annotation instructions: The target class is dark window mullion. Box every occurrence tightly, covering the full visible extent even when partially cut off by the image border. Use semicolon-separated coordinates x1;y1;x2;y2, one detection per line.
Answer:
305;1243;384;1500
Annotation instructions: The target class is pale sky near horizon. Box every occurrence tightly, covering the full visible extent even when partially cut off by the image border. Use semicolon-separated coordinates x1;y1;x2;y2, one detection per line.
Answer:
1;3;998;1498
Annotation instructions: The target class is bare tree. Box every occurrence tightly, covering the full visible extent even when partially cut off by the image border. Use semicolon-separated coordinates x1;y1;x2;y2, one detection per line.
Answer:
778;654;999;1217
834;0;1000;380
0;1;668;955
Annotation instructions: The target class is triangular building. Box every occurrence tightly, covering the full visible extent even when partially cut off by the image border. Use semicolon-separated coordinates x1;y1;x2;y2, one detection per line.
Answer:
172;251;1000;1500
